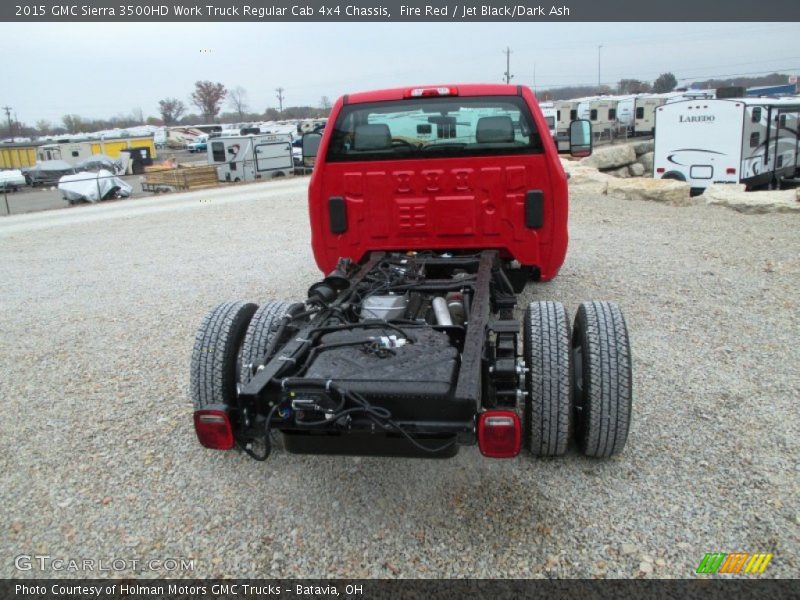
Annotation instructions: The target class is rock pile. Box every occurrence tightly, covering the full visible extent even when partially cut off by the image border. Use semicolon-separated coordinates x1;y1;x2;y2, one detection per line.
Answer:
578;141;654;178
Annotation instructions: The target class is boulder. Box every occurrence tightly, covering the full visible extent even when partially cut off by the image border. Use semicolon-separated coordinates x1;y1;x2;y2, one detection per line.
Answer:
607;166;631;178
703;184;800;214
579;144;637;170
567;166;613;195
628;163;645;177
606;177;694;206
632;140;655;156
639;151;654;173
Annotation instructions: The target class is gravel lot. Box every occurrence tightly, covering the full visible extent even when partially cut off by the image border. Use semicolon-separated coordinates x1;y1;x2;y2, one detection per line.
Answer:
0;178;798;579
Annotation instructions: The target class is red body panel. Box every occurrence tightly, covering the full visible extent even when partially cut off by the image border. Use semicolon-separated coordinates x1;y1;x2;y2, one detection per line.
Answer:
308;84;569;280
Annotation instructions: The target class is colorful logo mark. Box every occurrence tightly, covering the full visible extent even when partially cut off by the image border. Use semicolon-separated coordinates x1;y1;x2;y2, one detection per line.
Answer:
697;552;773;574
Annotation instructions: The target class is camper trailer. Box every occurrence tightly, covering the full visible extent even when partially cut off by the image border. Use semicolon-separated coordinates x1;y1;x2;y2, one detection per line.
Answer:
587;98;620;138
615;95;638;133
36;136;156;166
653;97;800;192
208;133;294;182
540;103;558;144
633;95;669;136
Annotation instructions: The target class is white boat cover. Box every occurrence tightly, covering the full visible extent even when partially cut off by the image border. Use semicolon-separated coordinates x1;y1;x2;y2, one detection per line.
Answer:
58;169;132;203
0;169;26;188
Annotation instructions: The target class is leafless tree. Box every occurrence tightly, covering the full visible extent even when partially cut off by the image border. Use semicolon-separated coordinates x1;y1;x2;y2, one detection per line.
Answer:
228;86;249;120
158;98;186;125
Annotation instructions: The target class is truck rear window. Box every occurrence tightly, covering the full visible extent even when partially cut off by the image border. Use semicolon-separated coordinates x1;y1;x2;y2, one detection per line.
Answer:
326;96;544;162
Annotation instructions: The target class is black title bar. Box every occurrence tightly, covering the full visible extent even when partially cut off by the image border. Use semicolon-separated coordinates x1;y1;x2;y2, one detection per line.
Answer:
4;0;800;22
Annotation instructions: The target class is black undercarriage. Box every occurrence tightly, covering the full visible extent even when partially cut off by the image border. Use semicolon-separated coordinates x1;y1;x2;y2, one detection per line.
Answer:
235;250;526;458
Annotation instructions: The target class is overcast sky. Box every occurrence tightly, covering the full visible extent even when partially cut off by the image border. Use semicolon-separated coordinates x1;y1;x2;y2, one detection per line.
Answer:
1;21;798;124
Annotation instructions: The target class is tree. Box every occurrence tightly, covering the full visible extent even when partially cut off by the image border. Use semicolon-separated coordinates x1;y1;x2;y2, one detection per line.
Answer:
228;86;249;120
263;108;281;121
62;114;83;133
158;98;186;125
617;79;651;94
131;107;144;124
35;119;52;135
653;72;678;93
191;81;227;123
319;96;332;111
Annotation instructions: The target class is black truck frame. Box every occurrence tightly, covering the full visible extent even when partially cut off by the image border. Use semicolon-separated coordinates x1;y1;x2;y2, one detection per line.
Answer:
191;250;632;461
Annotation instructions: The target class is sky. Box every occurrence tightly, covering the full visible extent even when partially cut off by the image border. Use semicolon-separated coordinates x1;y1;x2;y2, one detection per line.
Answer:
0;21;798;125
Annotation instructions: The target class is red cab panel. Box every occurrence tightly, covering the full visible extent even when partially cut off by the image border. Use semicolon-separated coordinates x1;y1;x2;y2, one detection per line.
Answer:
308;84;569;280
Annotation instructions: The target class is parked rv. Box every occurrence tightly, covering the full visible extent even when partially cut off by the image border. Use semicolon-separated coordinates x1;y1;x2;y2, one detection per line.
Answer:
653;97;800;193
587;98;619;137
633;95;668;136
207;133;294;182
540;104;558;144
36;136;157;166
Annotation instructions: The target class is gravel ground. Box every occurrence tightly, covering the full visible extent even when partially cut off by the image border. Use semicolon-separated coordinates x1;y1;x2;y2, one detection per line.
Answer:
0;178;798;579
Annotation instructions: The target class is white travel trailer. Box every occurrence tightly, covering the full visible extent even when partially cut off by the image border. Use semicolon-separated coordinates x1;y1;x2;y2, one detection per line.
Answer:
615;95;638;132
587;98;620;137
539;103;558;143
633;95;670;136
553;100;579;133
208;133;294;182
653;97;800;192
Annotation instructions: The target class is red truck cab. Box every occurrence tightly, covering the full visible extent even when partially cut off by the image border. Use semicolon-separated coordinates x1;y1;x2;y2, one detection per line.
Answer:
304;84;589;281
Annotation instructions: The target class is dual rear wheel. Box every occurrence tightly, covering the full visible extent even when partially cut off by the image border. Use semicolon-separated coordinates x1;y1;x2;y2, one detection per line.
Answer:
523;300;632;458
190;300;300;412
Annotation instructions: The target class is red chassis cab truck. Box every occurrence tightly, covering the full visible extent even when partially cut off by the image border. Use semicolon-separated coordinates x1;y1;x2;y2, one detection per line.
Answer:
191;84;632;461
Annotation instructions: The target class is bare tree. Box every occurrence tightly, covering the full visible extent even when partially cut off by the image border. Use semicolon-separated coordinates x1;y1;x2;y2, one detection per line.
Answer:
131;107;144;124
62;114;83;133
158;98;186;125
319;96;332;112
35;119;52;135
228;86;249;120
191;81;227;123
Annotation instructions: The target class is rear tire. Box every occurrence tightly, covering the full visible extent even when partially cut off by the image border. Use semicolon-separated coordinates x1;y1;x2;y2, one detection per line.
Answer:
572;301;632;457
523;301;572;457
190;301;257;410
239;300;303;384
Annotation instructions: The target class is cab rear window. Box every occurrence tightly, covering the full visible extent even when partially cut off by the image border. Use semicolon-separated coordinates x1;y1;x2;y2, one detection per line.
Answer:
326;96;543;162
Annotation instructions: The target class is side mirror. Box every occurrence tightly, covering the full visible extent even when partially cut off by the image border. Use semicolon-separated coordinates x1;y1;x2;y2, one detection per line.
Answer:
302;132;322;168
569;119;593;158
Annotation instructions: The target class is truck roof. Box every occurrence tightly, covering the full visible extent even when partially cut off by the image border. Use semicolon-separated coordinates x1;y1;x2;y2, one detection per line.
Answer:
345;84;524;104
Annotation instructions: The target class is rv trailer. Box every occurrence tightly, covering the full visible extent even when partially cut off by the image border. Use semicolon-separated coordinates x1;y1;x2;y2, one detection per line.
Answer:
539;103;558;144
553;100;581;150
587;98;620;138
208;133;294;182
653;97;800;193
615;95;638;133
633;95;669;136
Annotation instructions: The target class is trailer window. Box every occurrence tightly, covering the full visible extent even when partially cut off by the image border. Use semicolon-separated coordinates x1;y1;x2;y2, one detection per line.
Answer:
557;110;561;120
751;107;761;122
211;142;225;162
326;95;543;162
71;151;79;157
609;109;616;120
750;132;760;148
590;109;598;121
779;114;787;128
570;109;577;120
636;107;644;119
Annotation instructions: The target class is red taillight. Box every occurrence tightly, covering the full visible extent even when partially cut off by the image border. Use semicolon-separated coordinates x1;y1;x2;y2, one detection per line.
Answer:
194;408;234;450
478;411;521;458
726;167;736;175
656;167;665;173
404;86;458;98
